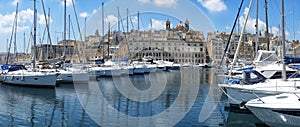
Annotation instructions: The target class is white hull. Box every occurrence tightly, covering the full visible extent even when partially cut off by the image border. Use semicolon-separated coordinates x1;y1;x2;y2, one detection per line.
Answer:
219;79;300;105
144;64;157;73
102;67;122;77
134;65;145;74
88;67;104;77
57;72;89;83
246;93;300;127
246;106;300;127
121;66;134;75
2;71;57;87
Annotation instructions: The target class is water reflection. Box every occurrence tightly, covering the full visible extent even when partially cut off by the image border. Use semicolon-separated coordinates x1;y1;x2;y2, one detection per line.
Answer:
0;83;99;127
75;67;200;126
0;85;55;126
0;68;272;126
225;109;269;127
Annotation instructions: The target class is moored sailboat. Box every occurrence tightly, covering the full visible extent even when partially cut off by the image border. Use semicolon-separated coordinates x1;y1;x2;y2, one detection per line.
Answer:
2;1;57;87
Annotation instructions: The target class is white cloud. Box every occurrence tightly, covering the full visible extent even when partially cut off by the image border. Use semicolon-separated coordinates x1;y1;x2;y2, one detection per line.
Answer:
225;25;230;30
80;12;88;18
137;0;177;7
92;9;97;15
0;9;51;35
104;15;118;25
138;0;150;3
153;0;177;7
238;7;291;38
61;0;73;7
131;16;138;24
198;0;227;12
148;19;165;30
11;0;20;6
270;26;280;36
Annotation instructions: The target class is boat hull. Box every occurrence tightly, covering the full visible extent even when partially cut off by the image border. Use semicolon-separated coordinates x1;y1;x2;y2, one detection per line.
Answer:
2;74;57;87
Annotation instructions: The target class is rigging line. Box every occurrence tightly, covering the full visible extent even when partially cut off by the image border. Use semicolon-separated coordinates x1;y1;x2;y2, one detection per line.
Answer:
218;0;244;70
72;0;85;62
71;18;81;62
130;14;135;31
41;0;54;56
6;2;18;64
118;7;132;60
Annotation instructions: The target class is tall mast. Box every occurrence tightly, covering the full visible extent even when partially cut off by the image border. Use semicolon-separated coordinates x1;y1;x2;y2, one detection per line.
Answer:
14;2;19;61
281;0;286;81
137;11;140;31
101;2;105;59
33;0;37;69
127;8;129;33
108;22;110;58
63;0;67;61
69;14;71;40
23;32;25;54
255;0;258;55
265;0;270;50
229;0;253;77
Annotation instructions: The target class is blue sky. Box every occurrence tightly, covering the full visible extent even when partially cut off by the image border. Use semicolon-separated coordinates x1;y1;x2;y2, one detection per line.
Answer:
0;0;299;52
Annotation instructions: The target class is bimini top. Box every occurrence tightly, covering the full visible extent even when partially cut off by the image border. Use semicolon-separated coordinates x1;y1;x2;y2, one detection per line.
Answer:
253;50;279;63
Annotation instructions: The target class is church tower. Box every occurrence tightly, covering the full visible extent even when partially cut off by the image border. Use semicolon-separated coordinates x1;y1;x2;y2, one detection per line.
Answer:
166;18;171;30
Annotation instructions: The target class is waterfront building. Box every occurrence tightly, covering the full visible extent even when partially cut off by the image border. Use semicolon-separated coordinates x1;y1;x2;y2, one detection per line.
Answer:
126;29;206;64
33;40;84;63
84;19;206;64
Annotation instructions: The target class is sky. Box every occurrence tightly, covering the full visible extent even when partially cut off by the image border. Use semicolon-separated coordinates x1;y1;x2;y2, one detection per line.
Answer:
0;0;299;53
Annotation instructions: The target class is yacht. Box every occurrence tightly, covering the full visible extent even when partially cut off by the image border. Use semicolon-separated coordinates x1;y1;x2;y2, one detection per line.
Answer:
1;64;57;87
246;92;300;127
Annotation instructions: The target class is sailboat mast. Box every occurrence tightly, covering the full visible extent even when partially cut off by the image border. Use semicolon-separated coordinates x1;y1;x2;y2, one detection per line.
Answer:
281;0;286;80
33;0;37;69
265;0;270;50
63;0;67;61
14;2;19;61
255;0;258;56
229;0;253;77
102;2;105;59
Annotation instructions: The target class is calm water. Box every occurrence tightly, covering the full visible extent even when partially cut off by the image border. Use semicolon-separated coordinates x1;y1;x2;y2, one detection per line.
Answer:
0;67;268;127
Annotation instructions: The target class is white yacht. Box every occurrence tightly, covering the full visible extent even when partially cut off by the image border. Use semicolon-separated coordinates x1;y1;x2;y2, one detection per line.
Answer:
246;92;300;127
1;65;57;87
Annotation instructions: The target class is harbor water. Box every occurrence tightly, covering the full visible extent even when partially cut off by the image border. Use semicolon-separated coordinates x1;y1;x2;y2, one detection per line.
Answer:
0;67;268;126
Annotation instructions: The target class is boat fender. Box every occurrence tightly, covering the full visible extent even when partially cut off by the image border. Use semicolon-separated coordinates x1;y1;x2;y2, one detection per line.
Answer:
11;76;14;80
